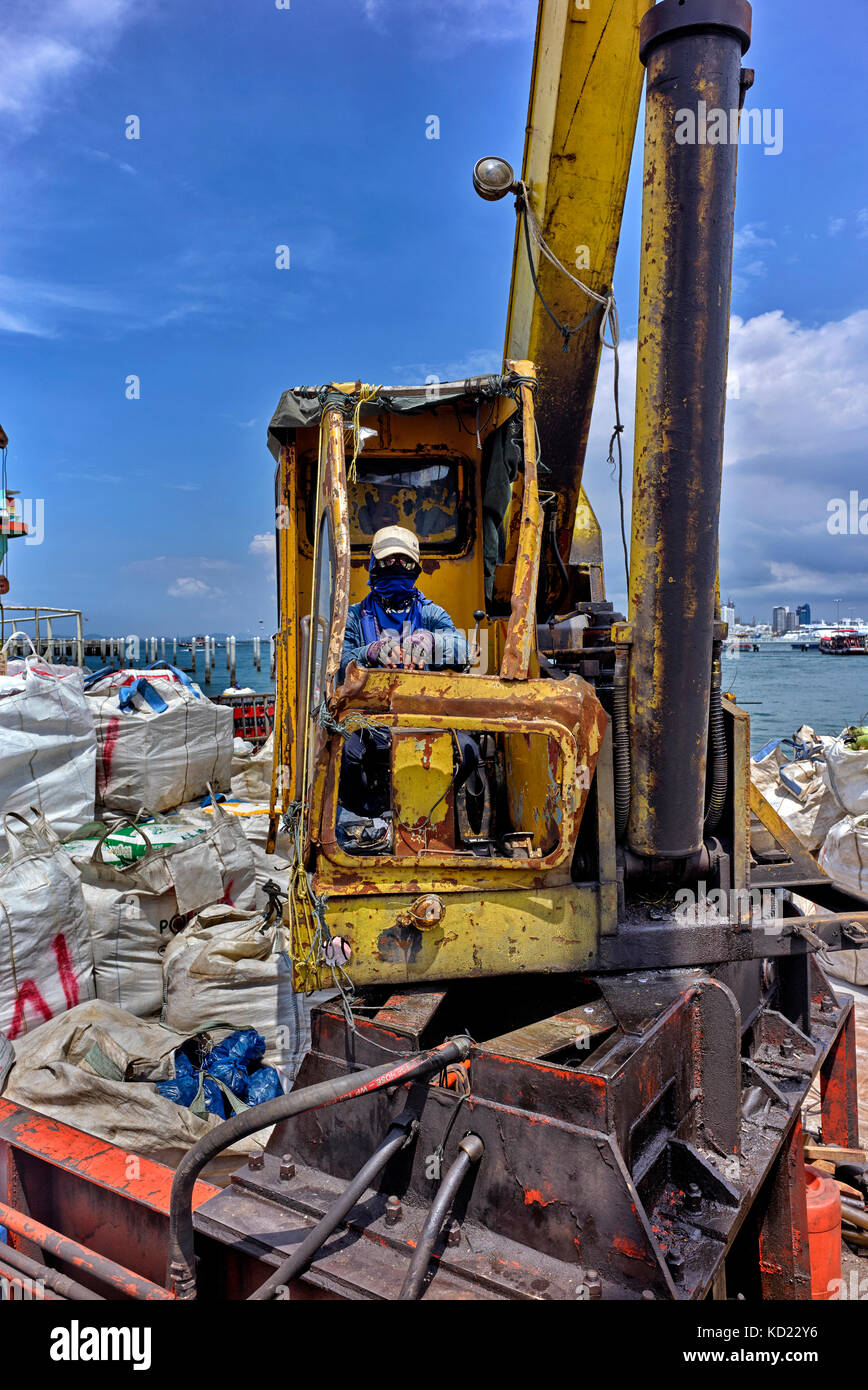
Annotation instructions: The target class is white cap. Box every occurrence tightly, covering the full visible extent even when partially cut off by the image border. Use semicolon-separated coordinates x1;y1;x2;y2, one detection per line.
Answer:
370;525;420;564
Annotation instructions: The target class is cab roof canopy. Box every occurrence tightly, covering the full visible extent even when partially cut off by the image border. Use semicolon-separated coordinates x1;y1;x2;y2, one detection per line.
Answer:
266;371;529;461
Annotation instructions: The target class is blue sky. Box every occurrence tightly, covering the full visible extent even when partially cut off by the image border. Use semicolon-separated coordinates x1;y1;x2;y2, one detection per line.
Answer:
1;0;866;636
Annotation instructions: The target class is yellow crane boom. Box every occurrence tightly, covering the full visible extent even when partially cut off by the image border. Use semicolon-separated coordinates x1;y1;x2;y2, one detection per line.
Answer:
502;0;652;600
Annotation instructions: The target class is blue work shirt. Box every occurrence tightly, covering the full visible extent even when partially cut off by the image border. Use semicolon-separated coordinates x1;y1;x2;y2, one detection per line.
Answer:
339;596;469;682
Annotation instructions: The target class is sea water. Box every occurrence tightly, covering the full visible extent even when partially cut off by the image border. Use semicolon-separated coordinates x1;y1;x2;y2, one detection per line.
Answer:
721;647;868;753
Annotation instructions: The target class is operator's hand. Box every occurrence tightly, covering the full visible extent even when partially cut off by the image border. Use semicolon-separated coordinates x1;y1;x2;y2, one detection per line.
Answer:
407;630;434;670
367;634;402;668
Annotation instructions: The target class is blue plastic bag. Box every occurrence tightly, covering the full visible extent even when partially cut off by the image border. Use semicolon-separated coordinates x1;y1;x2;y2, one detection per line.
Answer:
156;1074;198;1107
246;1066;283;1106
213;1029;266;1068
205;1059;249;1102
158;1029;279;1119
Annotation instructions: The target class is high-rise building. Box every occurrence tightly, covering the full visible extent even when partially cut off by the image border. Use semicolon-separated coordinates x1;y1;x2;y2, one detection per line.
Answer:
722;601;736;629
785;610;798;632
772;605;788;634
797;603;811;626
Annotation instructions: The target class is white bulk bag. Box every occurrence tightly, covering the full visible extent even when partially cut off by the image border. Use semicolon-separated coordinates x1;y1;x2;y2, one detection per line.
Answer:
162;904;330;1084
230;731;274;801
0;633;95;852
823;732;868;818
180;795;292;910
1;999;266;1173
817;816;868;986
66;805;257;1018
85;664;232;815
750;739;841;854
819;815;868;896
0;813;95;1042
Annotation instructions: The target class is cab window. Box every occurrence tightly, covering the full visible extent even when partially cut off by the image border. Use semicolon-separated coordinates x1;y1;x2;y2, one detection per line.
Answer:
348;459;461;551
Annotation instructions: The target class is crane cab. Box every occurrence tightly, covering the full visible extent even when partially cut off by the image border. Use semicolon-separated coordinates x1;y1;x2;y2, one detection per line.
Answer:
267;363;613;992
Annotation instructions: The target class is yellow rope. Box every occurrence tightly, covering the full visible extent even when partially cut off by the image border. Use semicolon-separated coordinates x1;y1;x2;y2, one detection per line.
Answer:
347;384;381;485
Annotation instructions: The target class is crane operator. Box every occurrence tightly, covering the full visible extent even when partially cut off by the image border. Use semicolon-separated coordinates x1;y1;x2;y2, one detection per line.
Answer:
337;525;477;851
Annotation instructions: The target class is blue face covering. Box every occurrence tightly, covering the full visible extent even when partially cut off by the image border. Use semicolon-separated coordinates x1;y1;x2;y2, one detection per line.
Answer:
370;570;416;606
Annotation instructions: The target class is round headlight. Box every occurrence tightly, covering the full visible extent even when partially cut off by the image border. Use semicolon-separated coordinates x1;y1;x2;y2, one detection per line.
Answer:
472;156;516;202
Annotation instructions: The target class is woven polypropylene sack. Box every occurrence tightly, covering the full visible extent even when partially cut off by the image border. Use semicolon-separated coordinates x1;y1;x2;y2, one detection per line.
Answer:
0;637;95;852
0;813;95;1043
87;668;232;814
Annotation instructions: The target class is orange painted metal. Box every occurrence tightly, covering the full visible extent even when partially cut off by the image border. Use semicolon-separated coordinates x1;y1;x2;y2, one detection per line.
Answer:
0;1098;218;1214
0;1199;175;1301
820;1004;861;1149
804;1165;842;1301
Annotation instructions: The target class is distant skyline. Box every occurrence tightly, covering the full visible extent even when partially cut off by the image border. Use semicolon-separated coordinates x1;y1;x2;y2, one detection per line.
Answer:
1;0;866;631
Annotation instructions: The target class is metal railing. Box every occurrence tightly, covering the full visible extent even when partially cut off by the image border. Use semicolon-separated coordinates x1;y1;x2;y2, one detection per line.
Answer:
0;605;84;664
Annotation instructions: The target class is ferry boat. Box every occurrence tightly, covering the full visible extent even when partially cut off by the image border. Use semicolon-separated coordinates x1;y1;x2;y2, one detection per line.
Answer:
819;628;868;655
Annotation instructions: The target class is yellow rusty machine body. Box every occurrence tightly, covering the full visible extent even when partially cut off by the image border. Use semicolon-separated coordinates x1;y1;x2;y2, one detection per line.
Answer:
267;367;616;991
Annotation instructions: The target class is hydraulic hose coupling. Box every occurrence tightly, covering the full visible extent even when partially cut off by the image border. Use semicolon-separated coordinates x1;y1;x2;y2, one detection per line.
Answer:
458;1134;485;1163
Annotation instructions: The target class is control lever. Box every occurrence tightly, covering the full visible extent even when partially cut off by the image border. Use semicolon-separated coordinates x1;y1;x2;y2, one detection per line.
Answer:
467;610;486;672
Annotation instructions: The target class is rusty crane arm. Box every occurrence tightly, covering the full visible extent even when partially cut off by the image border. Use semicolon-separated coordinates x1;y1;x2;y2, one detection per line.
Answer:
501;0;653;603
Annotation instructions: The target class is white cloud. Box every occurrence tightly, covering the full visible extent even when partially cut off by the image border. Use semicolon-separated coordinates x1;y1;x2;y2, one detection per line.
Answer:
733;224;776;254
0;272;118;336
827;217;846;237
84;147;136;175
723;308;868;464
168;577;223;599
0;307;47;337
391;348;502;385
0;0;142;128
361;0;535;49
58;470;124;483
584;307;868;615
249;533;276;557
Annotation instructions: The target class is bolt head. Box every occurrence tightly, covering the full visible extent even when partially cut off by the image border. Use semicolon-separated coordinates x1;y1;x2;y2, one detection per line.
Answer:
248;1150;265;1171
445;1218;461;1247
685;1182;702;1212
384;1195;403;1226
279;1154;296;1181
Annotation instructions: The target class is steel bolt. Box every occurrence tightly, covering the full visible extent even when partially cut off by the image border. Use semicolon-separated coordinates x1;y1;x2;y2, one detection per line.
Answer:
821;996;835;1015
384;1195;403;1226
445;1218;461;1248
780;1037;794;1059
666;1250;685;1281
584;1269;602;1299
684;1182;702;1213
247;1150;265;1171
279;1154;296;1181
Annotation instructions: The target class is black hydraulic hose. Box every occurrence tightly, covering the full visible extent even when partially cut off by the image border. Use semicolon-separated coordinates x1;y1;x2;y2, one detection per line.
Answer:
399;1133;484;1301
167;1035;472;1298
612;647;631;841
249;1116;416;1301
545;502;571;621
704;643;727;833
0;1239;104;1300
